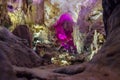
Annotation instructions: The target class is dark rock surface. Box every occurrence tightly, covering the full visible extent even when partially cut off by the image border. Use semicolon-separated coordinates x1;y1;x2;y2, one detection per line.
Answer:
13;65;67;80
0;49;16;80
12;25;32;48
102;0;120;36
0;27;42;68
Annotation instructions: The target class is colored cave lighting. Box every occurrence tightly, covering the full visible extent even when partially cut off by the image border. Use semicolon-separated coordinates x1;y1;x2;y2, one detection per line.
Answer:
54;13;73;41
33;0;42;4
58;34;67;40
54;13;76;51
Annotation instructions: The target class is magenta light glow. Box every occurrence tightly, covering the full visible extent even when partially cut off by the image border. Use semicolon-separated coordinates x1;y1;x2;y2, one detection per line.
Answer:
53;13;76;52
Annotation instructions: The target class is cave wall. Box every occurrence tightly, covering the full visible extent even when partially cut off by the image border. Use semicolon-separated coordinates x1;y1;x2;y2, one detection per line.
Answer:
102;0;120;36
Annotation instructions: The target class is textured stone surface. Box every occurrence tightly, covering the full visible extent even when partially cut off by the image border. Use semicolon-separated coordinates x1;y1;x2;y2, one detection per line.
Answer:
12;25;32;48
102;0;120;35
0;27;42;67
0;49;16;80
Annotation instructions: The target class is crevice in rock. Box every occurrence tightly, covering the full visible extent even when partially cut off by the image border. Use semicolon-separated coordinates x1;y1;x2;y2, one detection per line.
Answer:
53;66;85;75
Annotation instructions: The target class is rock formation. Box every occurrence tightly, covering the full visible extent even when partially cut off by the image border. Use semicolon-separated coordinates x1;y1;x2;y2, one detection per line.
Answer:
102;0;120;36
53;0;120;80
0;27;42;68
12;25;32;48
0;49;17;80
0;0;120;80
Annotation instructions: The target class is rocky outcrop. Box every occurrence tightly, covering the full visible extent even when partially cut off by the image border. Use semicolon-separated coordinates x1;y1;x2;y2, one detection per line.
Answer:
0;27;42;68
0;49;16;80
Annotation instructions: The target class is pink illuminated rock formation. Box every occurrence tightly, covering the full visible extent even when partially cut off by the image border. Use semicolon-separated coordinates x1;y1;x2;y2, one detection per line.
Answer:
53;13;76;52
